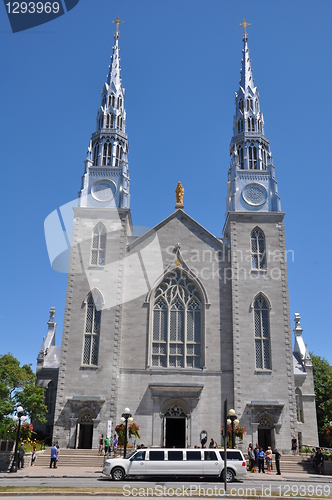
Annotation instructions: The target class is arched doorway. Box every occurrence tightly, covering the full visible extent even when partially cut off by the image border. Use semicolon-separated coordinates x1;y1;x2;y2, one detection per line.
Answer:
77;411;93;449
163;405;187;448
257;414;274;451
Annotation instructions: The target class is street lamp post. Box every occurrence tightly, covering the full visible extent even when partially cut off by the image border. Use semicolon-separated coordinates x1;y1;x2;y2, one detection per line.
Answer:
227;409;239;449
10;406;27;473
121;407;133;458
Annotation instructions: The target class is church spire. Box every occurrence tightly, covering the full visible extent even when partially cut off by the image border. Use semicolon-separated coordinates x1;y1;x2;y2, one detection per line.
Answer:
239;19;255;92
79;19;130;209
224;22;280;220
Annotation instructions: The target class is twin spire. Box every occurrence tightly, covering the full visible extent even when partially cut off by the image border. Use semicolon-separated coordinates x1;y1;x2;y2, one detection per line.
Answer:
80;18;280;217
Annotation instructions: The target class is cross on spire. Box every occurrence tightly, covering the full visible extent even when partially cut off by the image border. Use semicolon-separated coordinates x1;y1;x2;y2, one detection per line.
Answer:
112;16;124;34
239;18;251;35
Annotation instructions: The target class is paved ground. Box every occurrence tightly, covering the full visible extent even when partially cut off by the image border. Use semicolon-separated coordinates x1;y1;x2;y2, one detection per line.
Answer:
0;465;331;481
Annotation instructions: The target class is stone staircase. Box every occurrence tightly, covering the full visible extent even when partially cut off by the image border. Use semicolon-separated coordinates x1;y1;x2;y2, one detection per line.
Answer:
33;449;315;474
35;448;109;467
248;455;314;474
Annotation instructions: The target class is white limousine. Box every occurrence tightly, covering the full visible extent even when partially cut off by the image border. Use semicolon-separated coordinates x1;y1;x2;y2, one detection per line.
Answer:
102;448;247;482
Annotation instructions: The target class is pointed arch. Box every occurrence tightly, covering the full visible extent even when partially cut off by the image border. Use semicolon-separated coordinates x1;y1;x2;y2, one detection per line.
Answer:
149;270;204;369
82;289;103;366
295;387;304;422
251;227;266;270
253;293;271;370
91;223;106;266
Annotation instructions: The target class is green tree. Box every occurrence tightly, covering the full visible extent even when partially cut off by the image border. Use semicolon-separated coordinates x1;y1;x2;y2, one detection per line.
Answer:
0;353;47;425
311;353;332;447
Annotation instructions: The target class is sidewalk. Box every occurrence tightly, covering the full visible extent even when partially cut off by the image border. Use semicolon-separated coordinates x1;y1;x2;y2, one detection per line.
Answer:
0;466;331;482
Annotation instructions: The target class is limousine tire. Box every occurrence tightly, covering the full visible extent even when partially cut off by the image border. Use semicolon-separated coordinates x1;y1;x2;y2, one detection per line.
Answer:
221;468;235;483
112;467;125;481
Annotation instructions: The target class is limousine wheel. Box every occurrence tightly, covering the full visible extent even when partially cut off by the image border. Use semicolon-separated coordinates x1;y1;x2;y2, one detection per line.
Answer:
112;467;125;481
221;468;235;483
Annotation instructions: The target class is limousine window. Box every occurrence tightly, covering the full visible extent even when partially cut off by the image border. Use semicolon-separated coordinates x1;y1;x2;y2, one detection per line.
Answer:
186;451;201;461
219;450;243;461
204;451;217;461
130;451;146;461
149;451;164;461
168;451;183;461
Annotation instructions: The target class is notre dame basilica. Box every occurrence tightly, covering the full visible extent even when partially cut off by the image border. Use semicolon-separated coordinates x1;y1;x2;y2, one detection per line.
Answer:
36;21;319;453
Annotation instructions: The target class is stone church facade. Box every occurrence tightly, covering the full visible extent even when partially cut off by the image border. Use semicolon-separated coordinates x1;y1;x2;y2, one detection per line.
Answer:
43;24;319;453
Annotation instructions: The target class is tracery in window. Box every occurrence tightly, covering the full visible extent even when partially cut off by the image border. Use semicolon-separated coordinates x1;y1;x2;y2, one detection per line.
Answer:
83;291;102;366
238;146;244;169
295;387;304;422
247;117;255;132
251;227;266;270
152;271;202;369
246;98;253;111
102;142;112;166
254;295;271;370
238;119;243;134
261;147;267;170
91;223;106;266
248;145;257;169
115;144;122;166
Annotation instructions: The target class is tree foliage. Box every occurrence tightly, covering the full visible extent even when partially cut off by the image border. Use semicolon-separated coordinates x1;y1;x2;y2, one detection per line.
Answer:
311;353;332;447
0;354;47;425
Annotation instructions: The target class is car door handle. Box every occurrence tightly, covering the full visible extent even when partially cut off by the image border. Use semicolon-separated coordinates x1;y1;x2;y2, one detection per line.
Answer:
140;462;144;465
215;462;218;465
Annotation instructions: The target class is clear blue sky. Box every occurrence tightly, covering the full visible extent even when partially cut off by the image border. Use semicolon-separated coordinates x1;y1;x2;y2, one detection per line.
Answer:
1;0;331;369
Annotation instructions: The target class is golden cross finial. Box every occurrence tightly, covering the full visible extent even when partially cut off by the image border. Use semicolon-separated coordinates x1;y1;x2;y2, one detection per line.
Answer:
112;16;124;33
239;18;251;35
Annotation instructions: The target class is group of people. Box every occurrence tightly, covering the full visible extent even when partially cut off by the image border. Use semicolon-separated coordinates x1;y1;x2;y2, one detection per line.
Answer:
16;442;37;468
98;434;118;456
200;436;218;448
248;443;281;475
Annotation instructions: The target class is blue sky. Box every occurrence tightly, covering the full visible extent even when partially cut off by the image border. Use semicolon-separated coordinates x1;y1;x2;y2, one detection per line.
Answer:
1;0;332;369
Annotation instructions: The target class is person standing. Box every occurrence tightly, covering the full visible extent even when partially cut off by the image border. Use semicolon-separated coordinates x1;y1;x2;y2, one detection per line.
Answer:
291;435;297;456
99;434;104;456
248;443;255;472
265;447;272;473
50;443;58;468
209;438;215;448
315;448;324;474
258;447;265;473
18;443;24;469
113;434;118;457
31;446;37;466
274;448;281;475
104;435;110;456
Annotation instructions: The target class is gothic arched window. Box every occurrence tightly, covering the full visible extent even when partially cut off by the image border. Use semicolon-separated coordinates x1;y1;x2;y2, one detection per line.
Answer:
151;271;202;369
115;144;121;166
295;388;304;422
251;227;266;270
248;145;257;169
261;147;267;170
238;146;244;169
254;295;271;370
91;223;106;266
82;292;102;366
239;98;243;112
93;143;99;166
238;119;243;134
102;143;111;166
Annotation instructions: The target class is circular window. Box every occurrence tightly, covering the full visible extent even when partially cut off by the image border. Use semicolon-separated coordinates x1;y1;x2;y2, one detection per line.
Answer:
91;180;117;202
242;183;267;206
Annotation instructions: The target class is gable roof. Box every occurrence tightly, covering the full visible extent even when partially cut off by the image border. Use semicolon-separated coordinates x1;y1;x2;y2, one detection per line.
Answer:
128;209;225;252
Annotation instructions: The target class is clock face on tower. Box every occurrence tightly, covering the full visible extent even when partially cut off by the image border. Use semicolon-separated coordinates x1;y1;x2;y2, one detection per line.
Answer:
91;179;117;202
242;183;267;207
